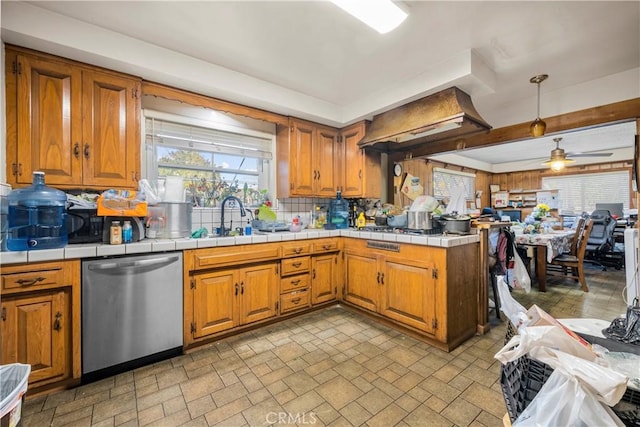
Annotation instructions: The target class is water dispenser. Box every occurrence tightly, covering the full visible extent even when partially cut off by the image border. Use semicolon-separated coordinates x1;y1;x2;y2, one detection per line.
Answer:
7;171;68;250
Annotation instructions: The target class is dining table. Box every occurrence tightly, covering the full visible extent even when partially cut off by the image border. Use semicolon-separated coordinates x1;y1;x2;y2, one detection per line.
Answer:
514;229;576;292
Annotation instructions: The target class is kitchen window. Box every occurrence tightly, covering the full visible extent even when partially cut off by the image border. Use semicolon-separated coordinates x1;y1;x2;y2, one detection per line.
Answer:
432;168;476;203
542;171;630;214
144;110;275;207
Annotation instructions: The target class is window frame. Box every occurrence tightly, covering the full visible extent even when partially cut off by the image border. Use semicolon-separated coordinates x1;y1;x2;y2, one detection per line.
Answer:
142;109;277;207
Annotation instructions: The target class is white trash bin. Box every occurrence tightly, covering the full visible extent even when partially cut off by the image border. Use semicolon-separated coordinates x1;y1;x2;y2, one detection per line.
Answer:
0;364;31;427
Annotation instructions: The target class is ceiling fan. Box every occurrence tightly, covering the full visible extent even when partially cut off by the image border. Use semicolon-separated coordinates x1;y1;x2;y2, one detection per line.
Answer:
543;137;613;171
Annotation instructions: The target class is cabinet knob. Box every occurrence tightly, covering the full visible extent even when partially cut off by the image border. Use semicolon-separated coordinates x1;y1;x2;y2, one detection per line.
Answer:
74;142;80;159
1;307;6;321
84;143;90;159
235;283;239;296
240;281;244;295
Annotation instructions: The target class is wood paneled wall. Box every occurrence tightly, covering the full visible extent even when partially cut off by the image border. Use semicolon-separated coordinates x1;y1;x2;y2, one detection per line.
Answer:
392;158;491;208
392;158;635;211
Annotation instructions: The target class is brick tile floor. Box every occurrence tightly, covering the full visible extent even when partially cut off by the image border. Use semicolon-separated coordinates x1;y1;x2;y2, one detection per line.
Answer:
22;265;627;426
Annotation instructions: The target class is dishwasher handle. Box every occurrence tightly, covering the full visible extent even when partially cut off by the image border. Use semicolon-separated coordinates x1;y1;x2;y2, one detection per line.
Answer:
87;255;180;272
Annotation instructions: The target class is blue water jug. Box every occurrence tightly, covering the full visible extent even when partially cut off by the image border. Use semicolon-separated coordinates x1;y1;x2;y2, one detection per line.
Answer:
329;191;349;229
7;172;68;251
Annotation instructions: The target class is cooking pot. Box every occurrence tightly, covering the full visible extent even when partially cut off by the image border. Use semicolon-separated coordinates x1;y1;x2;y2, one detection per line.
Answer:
407;211;433;230
439;213;471;234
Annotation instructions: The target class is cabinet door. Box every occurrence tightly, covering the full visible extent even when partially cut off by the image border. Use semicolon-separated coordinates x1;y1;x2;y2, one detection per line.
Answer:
315;126;339;196
380;260;436;334
289;120;315;196
343;253;379;311
82;70;140;188
239;263;279;325
15;54;83;186
341;122;381;198
1;291;67;384
312;254;337;304
193;270;237;338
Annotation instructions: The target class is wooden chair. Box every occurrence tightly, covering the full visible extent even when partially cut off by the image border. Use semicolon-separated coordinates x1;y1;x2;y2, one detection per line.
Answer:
568;217;586;256
546;219;594;292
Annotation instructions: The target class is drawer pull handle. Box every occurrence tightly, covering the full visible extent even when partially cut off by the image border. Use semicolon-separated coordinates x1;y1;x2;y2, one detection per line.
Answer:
16;277;45;286
53;312;62;331
292;262;302;268
1;307;6;321
291;279;301;285
84;143;90;159
376;272;381;284
294;248;302;254
235;283;239;296
322;245;331;250
380;273;385;285
292;298;301;304
74;142;80;158
241;281;245;295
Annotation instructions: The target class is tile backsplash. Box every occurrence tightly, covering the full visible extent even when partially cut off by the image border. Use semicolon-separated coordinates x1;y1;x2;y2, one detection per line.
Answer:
191;197;334;233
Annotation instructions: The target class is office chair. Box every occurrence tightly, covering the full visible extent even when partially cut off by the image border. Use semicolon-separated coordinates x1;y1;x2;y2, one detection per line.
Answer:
584;210;621;270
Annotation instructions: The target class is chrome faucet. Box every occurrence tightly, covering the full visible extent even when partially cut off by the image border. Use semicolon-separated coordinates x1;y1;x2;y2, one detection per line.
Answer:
220;196;246;236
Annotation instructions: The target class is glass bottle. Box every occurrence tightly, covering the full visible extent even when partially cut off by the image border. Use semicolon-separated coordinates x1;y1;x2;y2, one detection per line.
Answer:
110;221;122;245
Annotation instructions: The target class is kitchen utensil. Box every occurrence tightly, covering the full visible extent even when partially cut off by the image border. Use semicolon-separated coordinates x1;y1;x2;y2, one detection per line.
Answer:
407;211;433;230
439;213;471;234
387;213;408;228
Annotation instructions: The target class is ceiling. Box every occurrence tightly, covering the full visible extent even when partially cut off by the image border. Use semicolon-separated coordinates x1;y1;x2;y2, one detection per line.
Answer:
1;1;639;170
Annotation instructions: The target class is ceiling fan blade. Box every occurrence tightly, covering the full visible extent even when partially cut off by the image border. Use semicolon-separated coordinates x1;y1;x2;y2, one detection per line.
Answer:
566;152;613;158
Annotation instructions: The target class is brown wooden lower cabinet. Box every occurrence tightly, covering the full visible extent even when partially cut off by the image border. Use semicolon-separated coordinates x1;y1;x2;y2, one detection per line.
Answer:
0;260;81;392
184;239;342;348
342;238;478;351
190;262;279;340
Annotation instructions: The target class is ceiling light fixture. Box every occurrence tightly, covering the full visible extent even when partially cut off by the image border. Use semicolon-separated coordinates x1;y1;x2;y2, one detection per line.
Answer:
330;0;408;34
529;74;548;138
542;137;575;171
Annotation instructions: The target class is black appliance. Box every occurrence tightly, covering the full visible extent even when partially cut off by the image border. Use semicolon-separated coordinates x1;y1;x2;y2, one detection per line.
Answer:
66;208;104;244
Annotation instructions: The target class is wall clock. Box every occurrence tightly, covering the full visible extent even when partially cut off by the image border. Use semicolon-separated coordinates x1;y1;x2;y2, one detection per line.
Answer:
393;163;403;177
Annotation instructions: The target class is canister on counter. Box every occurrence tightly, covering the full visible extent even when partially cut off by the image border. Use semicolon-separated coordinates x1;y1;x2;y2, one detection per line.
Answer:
110;221;122;245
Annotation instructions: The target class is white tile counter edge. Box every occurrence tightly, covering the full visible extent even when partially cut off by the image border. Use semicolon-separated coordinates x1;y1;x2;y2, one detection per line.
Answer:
0;230;479;265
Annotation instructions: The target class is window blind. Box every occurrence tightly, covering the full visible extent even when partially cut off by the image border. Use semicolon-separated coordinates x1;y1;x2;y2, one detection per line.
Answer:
542;171;629;214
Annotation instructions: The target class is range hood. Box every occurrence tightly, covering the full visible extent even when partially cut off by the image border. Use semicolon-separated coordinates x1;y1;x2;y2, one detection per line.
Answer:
358;87;491;149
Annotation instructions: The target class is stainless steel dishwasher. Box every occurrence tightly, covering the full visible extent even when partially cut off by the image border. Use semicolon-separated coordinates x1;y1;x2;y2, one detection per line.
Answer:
82;252;183;382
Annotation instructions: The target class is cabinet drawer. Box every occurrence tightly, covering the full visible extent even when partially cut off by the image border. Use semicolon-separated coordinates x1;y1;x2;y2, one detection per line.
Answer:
193;243;280;269
280;290;310;313
280;273;310;293
280;242;312;257
2;268;64;291
313;238;339;253
281;257;310;276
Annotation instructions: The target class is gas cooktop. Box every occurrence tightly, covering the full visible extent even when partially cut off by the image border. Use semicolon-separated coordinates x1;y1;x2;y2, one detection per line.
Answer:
357;226;443;235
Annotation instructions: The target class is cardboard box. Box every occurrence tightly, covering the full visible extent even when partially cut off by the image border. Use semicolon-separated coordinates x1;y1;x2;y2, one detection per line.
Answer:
97;193;148;217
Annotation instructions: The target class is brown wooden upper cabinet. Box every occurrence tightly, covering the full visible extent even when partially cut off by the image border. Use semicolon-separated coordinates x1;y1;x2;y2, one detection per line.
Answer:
277;118;381;198
339;121;381;199
5;47;141;190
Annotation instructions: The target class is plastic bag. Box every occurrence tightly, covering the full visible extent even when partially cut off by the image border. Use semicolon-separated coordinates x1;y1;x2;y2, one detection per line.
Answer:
496;276;528;329
528;346;627;406
507;242;531;292
495;325;597;365
603;298;640;344
513;369;625;427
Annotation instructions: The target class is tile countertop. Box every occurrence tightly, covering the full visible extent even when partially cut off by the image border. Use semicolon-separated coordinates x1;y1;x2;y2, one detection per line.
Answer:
0;229;479;265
